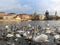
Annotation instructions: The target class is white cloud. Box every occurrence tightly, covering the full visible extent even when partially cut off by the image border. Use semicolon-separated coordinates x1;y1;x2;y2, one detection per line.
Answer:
48;0;60;15
51;0;60;3
36;0;60;15
48;0;60;10
0;0;32;13
0;0;60;14
7;4;32;13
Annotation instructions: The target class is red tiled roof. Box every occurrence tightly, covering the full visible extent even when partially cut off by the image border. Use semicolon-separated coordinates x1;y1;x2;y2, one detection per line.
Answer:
17;14;30;17
0;12;5;13
4;15;13;16
13;14;31;19
4;13;16;16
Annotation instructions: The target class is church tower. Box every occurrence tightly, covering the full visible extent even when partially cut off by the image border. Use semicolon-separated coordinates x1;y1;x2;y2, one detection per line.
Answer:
45;10;49;20
55;11;57;16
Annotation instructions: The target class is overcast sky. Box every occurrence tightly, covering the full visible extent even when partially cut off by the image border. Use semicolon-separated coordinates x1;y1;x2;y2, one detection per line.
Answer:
0;0;60;15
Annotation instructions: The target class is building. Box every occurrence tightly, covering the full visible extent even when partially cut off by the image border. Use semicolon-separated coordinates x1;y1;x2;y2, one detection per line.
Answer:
3;13;16;20
31;14;39;20
13;15;21;22
2;13;21;22
50;15;59;20
39;14;45;20
18;14;31;21
0;12;6;19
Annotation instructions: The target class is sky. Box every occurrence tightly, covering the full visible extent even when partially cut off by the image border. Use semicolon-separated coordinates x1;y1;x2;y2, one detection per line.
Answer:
0;0;60;15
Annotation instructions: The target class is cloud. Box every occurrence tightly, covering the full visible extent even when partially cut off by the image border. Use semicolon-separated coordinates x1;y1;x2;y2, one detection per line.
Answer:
0;0;60;14
48;0;60;14
6;4;32;13
35;0;60;15
50;0;60;3
0;0;32;14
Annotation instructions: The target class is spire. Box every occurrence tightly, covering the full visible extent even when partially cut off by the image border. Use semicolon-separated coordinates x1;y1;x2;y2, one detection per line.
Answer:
34;11;37;15
45;10;49;15
45;10;49;20
55;11;57;16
